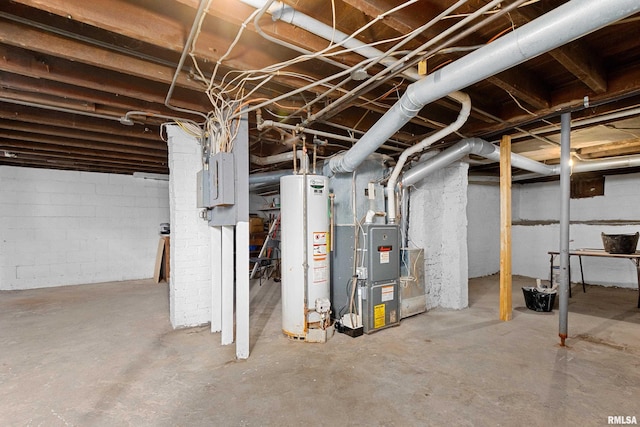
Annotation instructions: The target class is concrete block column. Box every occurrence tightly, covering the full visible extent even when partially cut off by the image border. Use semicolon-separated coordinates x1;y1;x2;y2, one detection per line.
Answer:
408;161;469;309
166;126;212;328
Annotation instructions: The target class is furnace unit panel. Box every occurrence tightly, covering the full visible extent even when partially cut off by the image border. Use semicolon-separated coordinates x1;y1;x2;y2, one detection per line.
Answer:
368;226;399;282
361;224;400;333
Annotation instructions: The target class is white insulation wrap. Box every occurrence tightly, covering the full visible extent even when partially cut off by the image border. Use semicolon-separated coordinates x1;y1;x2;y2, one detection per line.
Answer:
280;174;330;338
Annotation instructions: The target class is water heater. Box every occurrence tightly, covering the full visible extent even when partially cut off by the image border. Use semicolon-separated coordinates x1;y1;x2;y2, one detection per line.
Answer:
280;174;331;342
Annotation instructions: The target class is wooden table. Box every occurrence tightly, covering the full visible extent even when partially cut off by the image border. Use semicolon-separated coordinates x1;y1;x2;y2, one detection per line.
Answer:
548;249;640;308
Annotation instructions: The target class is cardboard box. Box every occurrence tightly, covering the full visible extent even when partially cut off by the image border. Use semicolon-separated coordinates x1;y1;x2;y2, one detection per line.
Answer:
249;217;264;233
250;233;266;246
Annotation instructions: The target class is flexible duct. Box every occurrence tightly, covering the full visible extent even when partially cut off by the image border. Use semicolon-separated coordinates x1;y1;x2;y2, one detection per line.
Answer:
386;91;470;223
328;0;640;175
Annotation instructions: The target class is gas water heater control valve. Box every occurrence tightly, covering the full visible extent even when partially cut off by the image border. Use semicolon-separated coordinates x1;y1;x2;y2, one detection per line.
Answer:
315;298;331;314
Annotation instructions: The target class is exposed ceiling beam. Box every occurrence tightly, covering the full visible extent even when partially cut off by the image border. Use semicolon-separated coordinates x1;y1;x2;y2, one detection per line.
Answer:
0;45;209;113
0;156;167;174
342;0;551;114
471;64;640;139
0;72;204;119
0;119;165;150
0;20;201;91
341;0;428;34
577;137;640;158
511;4;607;93
0;129;166;158
487;68;550;110
0;102;160;141
0;143;167;170
7;0;340;97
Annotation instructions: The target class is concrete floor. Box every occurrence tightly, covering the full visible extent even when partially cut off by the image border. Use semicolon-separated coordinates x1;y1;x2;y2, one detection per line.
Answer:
1;276;638;426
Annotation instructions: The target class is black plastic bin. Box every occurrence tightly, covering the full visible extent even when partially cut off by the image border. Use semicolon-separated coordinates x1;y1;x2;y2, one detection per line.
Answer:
522;287;556;312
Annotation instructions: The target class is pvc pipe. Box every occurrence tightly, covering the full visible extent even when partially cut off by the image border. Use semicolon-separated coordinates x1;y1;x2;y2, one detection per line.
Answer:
328;0;640;175
386;91;470;223
558;113;571;346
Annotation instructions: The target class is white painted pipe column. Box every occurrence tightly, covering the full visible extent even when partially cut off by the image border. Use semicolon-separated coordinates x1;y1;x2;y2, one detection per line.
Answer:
558;113;571;346
210;226;222;333
221;225;235;345
235;221;250;358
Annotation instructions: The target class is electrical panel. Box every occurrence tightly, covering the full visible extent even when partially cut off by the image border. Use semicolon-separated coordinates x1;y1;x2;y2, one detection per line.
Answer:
209;152;235;207
197;152;236;209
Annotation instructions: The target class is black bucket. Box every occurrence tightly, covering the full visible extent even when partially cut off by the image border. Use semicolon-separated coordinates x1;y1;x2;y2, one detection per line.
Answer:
522;287;556;312
601;232;639;254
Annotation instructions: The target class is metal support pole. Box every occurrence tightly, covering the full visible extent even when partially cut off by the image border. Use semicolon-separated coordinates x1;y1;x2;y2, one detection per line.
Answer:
558;113;571;346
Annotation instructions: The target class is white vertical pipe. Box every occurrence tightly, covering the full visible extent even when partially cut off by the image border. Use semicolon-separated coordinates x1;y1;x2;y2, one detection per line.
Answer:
221;225;235;345
558;113;571;345
386;91;470;223
210;226;222;333
235;221;250;359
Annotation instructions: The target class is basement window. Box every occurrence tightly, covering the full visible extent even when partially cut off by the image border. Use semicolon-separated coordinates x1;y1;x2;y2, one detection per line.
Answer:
570;175;605;199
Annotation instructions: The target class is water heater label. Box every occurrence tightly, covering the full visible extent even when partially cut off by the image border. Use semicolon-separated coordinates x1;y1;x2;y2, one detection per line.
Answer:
313;232;327;261
381;285;394;302
309;179;325;195
374;304;385;329
313;260;328;283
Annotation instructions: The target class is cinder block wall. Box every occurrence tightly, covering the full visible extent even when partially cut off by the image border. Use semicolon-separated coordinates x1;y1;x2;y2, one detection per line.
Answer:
467;183;500;278
166;126;211;328
408;162;469;309
0;166;169;290
512;173;640;288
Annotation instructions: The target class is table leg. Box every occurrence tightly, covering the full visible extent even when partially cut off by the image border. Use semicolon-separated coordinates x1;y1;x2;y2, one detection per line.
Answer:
578;255;586;293
635;260;640;309
568;257;572;298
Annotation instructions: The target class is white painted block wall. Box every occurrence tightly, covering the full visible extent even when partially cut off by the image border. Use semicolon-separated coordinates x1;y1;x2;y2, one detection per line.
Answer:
512;173;640;289
166;126;212;328
0;166;169;290
467;183;500;277
408;162;469;309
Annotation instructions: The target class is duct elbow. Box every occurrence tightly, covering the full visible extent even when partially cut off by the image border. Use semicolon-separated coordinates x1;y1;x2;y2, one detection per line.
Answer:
399;85;425;119
327;153;353;175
